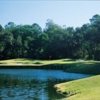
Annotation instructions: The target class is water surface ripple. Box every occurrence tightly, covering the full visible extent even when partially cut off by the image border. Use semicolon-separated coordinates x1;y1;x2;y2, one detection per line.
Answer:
0;69;91;100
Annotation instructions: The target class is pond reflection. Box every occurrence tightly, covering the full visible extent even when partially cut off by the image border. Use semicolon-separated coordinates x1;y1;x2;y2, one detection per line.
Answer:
0;69;90;100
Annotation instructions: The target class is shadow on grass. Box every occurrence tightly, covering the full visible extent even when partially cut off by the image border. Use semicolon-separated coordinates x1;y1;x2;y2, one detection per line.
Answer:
66;62;100;75
33;62;43;64
41;63;73;70
23;62;31;64
62;59;75;62
21;61;43;64
0;62;7;64
14;58;34;61
14;59;25;61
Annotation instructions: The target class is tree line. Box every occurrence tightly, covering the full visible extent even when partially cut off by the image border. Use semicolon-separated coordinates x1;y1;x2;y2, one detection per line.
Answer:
0;14;100;60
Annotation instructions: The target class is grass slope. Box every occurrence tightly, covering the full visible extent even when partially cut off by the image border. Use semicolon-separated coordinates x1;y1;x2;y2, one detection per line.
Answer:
66;60;100;75
55;75;100;100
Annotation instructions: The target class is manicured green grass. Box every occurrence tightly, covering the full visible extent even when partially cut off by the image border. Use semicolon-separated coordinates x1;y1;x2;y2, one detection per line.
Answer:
0;58;75;66
55;75;100;100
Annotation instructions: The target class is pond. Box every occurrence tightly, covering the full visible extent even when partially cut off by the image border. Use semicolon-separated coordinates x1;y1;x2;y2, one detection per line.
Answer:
0;69;91;100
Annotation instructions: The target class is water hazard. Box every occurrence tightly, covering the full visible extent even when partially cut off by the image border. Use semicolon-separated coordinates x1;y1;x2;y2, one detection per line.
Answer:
0;69;91;100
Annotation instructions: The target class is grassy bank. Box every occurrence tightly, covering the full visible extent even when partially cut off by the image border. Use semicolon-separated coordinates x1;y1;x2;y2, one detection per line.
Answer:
55;75;100;100
65;60;100;75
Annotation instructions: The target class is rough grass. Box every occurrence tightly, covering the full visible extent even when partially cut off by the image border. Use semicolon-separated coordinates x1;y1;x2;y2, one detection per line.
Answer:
55;75;100;100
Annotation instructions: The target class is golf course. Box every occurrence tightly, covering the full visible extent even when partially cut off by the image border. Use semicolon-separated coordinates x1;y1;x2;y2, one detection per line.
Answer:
0;1;100;99
0;58;100;100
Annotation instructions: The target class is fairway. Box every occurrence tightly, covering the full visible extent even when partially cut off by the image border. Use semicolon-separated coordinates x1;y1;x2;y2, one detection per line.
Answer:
0;58;74;66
